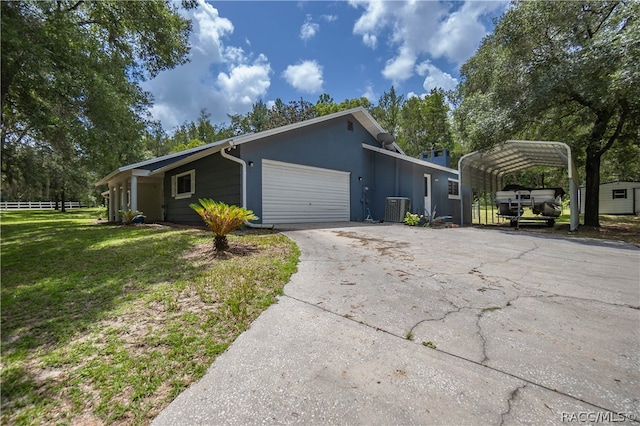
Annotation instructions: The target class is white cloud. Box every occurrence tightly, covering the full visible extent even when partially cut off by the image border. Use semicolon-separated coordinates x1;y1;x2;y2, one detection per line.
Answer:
282;60;324;94
362;84;376;102
322;14;338;22
427;1;507;65
350;0;389;49
141;0;273;131
193;1;234;62
300;15;320;41
416;61;458;92
217;54;272;106
382;46;416;85
362;34;377;49
350;0;507;84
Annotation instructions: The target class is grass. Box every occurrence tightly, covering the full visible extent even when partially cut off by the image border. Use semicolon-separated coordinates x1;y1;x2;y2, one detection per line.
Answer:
0;209;299;425
472;207;640;246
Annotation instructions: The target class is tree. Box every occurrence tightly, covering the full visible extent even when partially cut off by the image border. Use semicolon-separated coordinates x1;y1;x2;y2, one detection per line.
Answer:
1;1;194;202
456;0;640;227
315;94;372;116
169;109;234;152
228;100;271;135
371;86;404;137
397;89;453;157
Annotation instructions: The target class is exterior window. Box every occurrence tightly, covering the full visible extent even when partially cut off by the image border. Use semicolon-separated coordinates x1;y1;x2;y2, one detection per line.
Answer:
347;120;354;131
171;170;196;199
448;179;460;199
612;189;627;199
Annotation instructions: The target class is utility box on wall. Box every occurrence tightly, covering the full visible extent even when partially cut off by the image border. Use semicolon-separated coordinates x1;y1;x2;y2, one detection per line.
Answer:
384;197;411;222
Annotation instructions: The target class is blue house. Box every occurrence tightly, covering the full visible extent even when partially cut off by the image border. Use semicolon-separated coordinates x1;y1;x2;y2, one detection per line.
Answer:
97;107;461;225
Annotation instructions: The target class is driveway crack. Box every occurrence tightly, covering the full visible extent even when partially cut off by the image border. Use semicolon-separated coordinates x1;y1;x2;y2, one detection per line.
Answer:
408;299;466;336
475;308;489;365
499;382;527;425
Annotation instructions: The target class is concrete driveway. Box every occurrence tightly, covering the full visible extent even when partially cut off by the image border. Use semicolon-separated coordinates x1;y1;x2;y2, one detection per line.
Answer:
154;223;639;425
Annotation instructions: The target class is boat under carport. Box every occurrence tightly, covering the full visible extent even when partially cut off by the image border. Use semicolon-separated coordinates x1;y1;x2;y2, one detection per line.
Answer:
458;140;580;231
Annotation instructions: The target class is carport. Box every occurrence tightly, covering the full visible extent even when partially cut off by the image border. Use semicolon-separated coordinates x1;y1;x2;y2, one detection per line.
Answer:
458;140;580;231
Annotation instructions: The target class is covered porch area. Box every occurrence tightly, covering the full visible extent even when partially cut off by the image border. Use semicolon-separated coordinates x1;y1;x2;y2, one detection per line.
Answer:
99;170;164;223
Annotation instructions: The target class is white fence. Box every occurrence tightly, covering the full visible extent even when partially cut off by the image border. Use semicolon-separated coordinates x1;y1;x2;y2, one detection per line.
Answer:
0;201;83;210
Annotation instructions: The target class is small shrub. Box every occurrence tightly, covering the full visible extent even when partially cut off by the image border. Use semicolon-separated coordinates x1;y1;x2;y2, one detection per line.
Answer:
189;199;258;252
403;212;421;226
118;209;144;225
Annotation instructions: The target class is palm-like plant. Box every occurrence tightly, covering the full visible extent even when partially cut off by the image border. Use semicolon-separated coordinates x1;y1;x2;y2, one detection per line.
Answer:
189;199;258;252
119;209;144;225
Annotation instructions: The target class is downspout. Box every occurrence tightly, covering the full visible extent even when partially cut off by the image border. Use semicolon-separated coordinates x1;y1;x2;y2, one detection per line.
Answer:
220;143;274;229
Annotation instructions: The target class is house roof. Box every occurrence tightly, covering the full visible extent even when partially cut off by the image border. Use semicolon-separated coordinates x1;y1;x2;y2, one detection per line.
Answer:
96;107;403;186
362;144;458;175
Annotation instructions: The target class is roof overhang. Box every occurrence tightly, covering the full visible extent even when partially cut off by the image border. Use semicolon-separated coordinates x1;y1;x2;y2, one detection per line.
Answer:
363;143;458;174
458;140;580;231
96;107;404;186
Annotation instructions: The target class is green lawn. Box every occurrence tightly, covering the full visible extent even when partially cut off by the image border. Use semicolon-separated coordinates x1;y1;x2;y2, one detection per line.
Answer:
1;209;299;425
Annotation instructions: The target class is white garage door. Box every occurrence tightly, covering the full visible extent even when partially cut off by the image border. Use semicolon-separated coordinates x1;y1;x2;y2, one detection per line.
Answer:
262;159;351;224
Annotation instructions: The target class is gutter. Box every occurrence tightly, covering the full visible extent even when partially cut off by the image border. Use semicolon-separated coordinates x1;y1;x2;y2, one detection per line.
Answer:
220;143;274;230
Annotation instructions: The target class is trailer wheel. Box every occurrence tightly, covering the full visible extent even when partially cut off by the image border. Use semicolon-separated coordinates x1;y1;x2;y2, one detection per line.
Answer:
546;219;555;227
510;219;518;227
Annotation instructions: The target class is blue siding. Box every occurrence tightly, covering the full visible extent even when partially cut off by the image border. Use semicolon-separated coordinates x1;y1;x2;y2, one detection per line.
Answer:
361;150;461;223
160;112;460;225
240;114;460;223
242;117;371;221
164;153;241;225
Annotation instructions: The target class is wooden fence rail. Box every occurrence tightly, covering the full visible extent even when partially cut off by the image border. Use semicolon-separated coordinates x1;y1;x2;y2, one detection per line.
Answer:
0;201;83;210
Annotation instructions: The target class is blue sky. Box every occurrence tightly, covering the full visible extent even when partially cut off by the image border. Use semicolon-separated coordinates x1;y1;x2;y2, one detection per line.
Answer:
143;0;509;132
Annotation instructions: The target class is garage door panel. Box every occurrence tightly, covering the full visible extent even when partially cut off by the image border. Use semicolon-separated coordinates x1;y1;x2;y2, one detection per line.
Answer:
262;160;350;224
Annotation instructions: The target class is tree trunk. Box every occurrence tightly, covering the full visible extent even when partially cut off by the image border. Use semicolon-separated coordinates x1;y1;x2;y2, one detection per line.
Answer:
583;147;601;227
61;188;66;213
214;234;229;252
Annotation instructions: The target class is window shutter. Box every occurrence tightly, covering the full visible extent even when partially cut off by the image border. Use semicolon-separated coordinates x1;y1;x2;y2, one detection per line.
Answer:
190;171;196;194
171;175;176;197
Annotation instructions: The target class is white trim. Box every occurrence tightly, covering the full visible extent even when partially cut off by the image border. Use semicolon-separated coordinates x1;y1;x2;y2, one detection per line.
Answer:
362;143;459;174
173;169;196;199
447;178;461;200
220;147;247;208
262;159;351;223
424;173;432;216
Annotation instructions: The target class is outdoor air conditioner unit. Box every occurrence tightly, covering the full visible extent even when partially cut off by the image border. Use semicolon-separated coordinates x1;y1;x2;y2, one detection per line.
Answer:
384;197;411;223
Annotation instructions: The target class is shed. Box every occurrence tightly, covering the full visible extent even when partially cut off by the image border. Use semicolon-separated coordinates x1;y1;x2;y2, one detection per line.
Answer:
458;140;580;231
580;181;640;215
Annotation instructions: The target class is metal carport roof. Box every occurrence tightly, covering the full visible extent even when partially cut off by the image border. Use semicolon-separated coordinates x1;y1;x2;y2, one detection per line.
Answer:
458;140;580;231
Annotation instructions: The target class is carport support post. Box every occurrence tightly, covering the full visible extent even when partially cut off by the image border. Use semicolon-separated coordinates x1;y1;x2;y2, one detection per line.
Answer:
483;180;488;225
